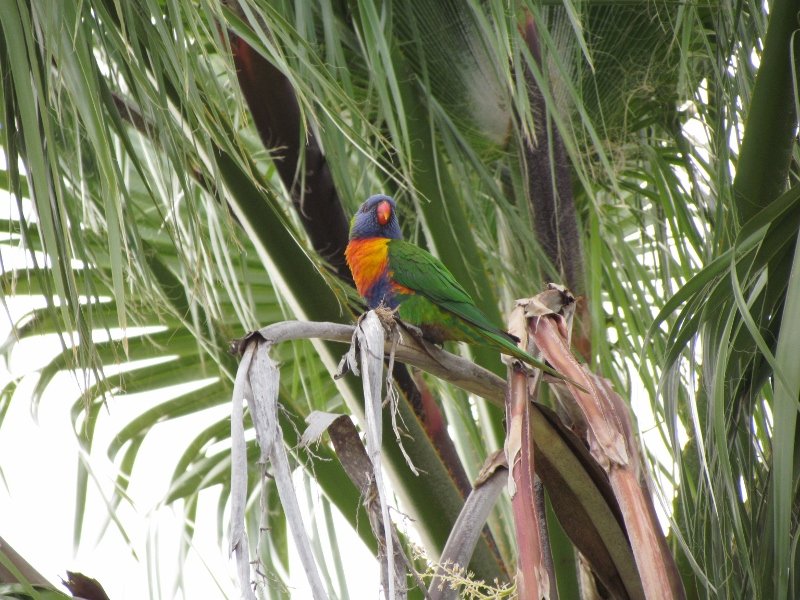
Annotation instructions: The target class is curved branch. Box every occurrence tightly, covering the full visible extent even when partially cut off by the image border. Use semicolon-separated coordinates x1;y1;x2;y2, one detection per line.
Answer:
249;320;505;406
243;317;649;598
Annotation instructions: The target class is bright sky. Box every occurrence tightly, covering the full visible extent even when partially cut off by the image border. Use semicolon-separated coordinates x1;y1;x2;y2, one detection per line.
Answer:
0;290;379;599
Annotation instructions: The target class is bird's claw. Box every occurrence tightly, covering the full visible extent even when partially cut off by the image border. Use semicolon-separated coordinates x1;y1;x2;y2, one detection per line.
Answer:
393;318;448;369
373;303;399;331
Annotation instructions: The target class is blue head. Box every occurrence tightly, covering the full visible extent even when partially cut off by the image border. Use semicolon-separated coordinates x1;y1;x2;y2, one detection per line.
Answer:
349;194;402;240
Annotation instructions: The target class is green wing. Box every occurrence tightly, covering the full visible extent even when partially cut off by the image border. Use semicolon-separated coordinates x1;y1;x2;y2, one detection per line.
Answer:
387;240;576;384
387;240;512;340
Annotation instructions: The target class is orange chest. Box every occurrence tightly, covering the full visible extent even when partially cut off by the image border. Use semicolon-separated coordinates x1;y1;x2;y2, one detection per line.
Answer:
345;238;390;296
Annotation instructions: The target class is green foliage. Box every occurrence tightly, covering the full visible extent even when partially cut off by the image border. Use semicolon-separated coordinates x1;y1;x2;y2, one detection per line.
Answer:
0;0;796;597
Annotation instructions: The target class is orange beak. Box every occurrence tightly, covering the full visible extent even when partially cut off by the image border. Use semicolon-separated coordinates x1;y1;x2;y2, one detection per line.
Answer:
377;200;392;226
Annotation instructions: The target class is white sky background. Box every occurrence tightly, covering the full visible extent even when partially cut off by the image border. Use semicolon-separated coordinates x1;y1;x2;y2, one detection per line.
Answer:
0;304;379;598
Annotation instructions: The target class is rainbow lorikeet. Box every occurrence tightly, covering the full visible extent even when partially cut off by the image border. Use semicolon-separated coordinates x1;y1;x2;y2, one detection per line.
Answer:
345;194;556;373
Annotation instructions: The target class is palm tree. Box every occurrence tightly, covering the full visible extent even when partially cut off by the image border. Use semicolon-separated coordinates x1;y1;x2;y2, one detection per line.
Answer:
0;0;796;598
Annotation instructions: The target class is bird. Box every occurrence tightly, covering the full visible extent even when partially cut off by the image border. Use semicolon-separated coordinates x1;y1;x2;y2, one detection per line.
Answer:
344;193;561;376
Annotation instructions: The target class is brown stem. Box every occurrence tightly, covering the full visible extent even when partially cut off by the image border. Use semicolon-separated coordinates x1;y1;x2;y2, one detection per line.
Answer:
325;415;417;598
505;366;553;599
520;14;584;295
63;571;112;600
530;315;685;599
226;25;351;281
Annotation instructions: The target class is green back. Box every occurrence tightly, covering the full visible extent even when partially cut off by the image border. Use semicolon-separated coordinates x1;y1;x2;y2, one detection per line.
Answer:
387;240;509;338
388;240;565;378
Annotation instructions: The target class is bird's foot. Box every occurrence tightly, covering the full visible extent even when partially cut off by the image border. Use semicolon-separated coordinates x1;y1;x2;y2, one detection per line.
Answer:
393;318;423;343
337;309;393;379
393;318;448;369
373;303;399;331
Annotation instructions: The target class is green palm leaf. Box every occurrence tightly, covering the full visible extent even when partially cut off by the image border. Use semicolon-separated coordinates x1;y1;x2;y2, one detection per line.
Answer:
1;0;797;597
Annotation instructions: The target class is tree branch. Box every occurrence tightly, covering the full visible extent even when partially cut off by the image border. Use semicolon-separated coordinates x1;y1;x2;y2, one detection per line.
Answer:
239;321;506;406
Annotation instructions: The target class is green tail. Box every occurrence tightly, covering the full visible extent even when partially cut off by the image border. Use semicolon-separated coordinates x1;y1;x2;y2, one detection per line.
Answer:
479;329;568;382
